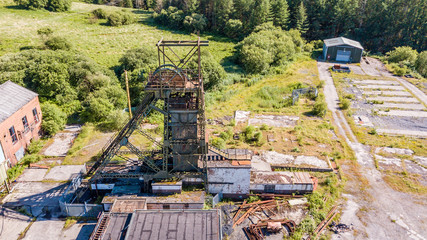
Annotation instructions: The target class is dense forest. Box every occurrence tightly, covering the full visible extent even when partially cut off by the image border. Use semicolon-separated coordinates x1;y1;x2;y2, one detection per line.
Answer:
89;0;426;53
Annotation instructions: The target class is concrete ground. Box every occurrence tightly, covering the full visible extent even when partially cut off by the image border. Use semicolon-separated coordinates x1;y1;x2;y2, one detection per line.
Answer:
22;218;96;240
0;207;33;240
2;182;66;218
43;165;85;181
317;61;427;240
16;169;48;182
43;125;81;157
248;115;299;127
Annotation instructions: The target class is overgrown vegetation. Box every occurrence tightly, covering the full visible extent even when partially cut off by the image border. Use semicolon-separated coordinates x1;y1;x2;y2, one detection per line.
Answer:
14;0;71;11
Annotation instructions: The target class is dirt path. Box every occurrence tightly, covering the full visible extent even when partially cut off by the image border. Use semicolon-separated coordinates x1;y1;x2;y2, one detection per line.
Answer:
317;61;427;239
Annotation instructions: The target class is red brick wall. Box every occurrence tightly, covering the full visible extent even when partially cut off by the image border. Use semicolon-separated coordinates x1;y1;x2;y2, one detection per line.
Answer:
0;96;42;166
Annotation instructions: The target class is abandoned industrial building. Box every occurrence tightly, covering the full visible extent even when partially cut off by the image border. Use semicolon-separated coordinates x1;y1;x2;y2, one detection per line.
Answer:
43;39;319;240
0;81;42;184
323;37;364;63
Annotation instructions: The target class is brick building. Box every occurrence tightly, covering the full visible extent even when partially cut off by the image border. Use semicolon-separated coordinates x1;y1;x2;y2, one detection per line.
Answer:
0;81;42;182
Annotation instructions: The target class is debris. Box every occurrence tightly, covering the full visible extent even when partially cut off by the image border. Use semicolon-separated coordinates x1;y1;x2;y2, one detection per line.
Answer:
235;110;251;124
244;218;296;240
311;206;338;239
329;221;354;234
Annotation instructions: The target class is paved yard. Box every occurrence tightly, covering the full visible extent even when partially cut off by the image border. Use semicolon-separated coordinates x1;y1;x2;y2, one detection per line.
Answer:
0;207;33;240
17;168;48;182
43;125;81;157
44;165;85;181
22;218;96;240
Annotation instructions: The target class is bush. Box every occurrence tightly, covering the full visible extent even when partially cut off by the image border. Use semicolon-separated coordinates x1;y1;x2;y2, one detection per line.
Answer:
98;109;128;130
183;13;207;32
47;0;71;12
312;97;327;117
20;154;43;165
7;165;25;181
211;137;225;149
119;46;157;71
92;8;108;19
219;129;233;141
41;102;67;136
238;26;303;74
27;140;44;154
45;36;72;50
224;19;243;39
339;98;350;110
387;46;418;65
107;11;136;26
14;0;70;11
415;51;427;77
311;40;323;49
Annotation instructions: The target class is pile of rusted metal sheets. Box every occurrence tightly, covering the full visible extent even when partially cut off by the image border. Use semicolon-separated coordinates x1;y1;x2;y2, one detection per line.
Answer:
243;219;296;240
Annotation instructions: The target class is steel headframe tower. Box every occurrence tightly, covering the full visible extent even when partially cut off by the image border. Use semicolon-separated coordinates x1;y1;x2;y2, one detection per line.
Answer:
87;38;209;190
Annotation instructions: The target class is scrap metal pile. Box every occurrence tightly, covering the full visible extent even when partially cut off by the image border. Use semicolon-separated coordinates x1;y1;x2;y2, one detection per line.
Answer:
232;199;296;239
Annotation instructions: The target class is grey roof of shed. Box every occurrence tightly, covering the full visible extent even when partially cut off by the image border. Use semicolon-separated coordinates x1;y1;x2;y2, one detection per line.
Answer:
0;81;38;123
323;37;363;49
125;210;221;240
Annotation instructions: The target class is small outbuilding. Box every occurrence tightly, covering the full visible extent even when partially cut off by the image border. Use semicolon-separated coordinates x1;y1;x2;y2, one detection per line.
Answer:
323;37;363;63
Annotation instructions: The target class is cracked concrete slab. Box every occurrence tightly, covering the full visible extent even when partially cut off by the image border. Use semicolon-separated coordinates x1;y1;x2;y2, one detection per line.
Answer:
373;103;425;110
248;115;299;127
17;168;48;182
378;110;427;118
234;110;250;124
0;207;33;240
404;160;427;175
353;80;399;85
43;165;85;181
359;85;405;90
375;147;414;156
367;96;419;103
376;129;427;138
414;156;427;166
23;218;96;240
362;90;412;97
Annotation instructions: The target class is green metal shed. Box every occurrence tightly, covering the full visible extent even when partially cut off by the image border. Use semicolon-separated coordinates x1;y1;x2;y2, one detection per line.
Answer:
323;37;363;63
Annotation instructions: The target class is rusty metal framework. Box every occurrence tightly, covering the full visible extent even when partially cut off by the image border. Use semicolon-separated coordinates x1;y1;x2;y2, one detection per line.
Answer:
87;38;209;190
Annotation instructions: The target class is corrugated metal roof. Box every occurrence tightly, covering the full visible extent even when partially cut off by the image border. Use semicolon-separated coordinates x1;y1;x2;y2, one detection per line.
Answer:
124;210;221;240
323;37;363;49
0;81;38;123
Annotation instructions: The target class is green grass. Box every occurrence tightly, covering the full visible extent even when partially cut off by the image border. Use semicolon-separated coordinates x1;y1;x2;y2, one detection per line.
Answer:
0;1;236;69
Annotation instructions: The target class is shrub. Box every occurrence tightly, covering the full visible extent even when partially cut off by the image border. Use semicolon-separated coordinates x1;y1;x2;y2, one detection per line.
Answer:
303;42;314;52
183;13;207;32
189;51;225;90
119;46;157;71
47;0;71;12
211;137;226;149
45;36;72;50
219;129;233;141
415;51;427;77
108;11;136;26
21;154;43;165
312;97;327;117
92;8;108;19
238;27;303;74
27;140;44;154
98;109;127;130
387;46;418;65
7;165;25;181
41;102;66;136
311;40;323;49
339;98;350;110
37;27;53;38
224;19;243;39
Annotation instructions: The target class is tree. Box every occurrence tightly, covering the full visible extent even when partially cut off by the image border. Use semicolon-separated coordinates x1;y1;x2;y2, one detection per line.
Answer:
47;0;71;12
387;46;418;65
41;102;66;135
45;36;72;50
415;51;427;77
295;1;308;33
119;47;157;72
213;0;234;30
271;0;289;29
249;0;270;29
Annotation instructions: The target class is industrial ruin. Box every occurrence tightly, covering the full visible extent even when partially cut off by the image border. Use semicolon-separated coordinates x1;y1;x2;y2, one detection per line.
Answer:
58;38;317;240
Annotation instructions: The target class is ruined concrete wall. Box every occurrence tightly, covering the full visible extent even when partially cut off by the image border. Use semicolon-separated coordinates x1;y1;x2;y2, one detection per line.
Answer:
208;167;250;196
146;203;203;210
250;183;313;194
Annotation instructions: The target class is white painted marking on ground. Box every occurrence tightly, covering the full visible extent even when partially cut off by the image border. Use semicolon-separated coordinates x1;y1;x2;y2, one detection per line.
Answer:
359;85;405;90
367;96;420;103
378;110;427;118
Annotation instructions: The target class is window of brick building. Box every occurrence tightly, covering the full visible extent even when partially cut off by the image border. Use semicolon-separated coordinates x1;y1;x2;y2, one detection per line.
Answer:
22;116;29;133
9;126;17;144
32;108;39;123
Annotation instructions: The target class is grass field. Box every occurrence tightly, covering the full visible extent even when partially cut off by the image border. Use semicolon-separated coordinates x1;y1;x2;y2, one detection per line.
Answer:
0;1;236;69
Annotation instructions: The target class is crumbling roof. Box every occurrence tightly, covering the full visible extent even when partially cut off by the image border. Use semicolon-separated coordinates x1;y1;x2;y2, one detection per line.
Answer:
146;191;205;204
125;210;221;240
102;213;132;240
251;171;313;185
323;37;363;49
0;81;38;123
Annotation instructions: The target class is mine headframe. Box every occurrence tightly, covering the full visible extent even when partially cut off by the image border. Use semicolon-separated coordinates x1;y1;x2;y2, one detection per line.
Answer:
87;38;209;188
